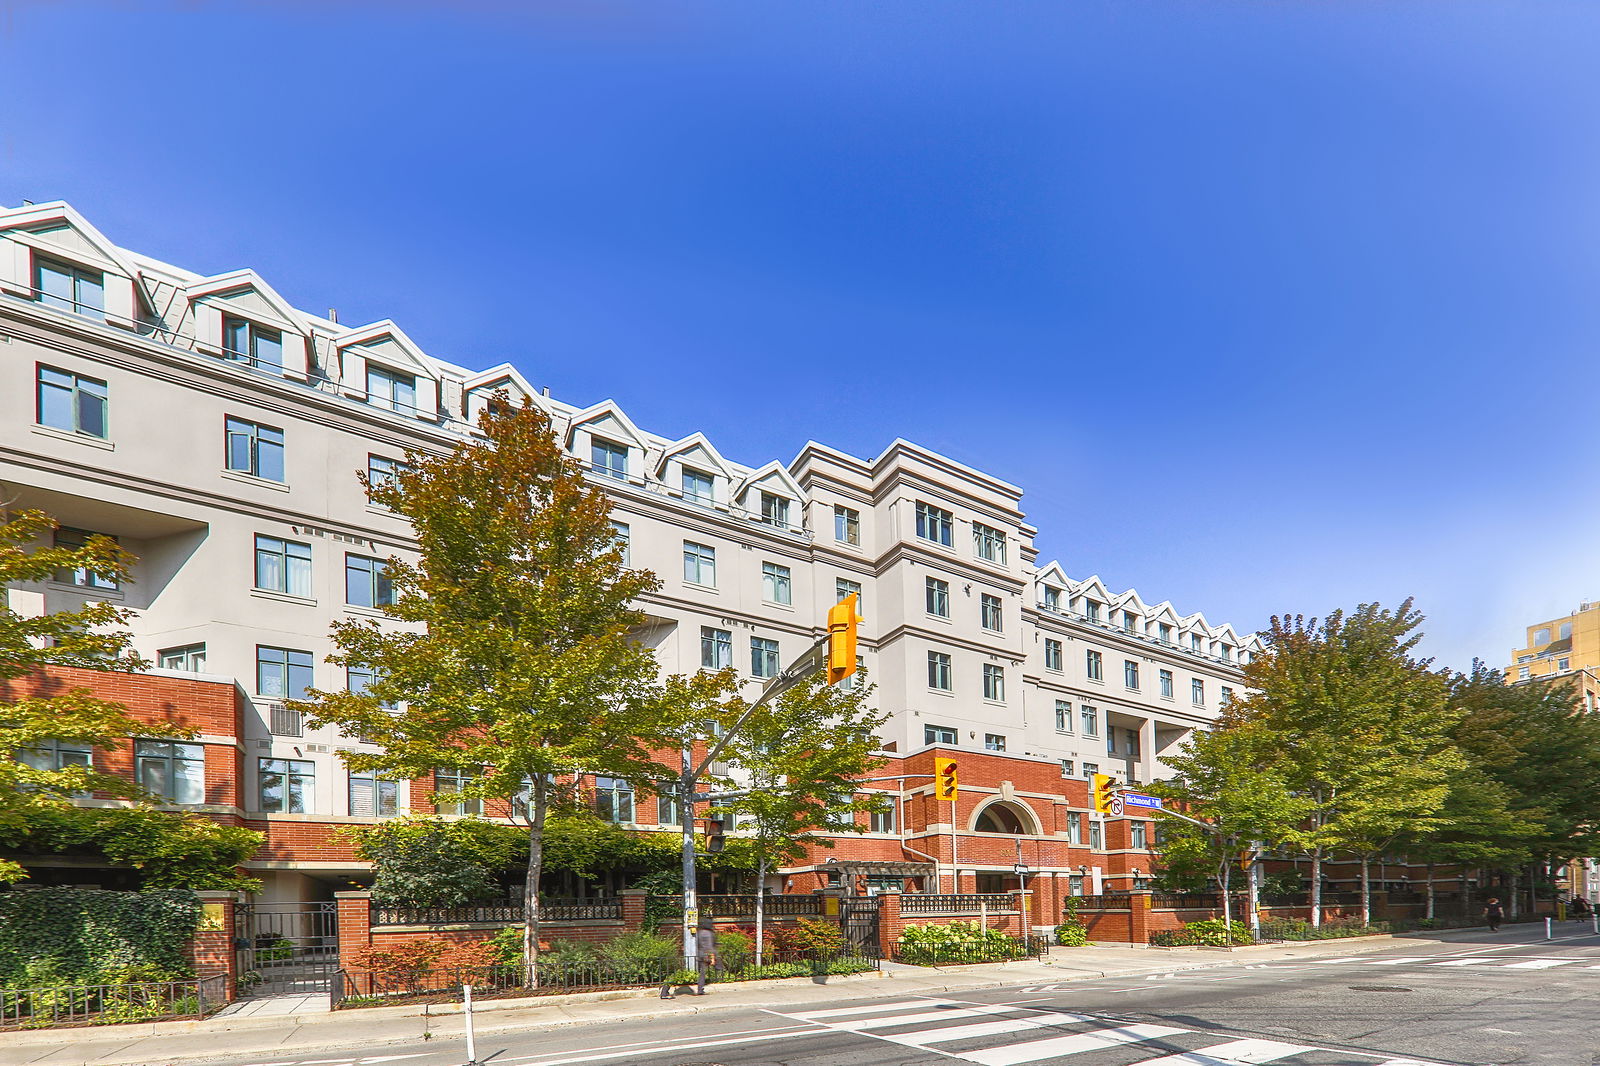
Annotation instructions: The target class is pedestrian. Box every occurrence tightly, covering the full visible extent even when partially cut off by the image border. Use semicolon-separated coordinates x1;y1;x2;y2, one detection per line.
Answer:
1571;895;1590;922
1485;897;1504;932
695;915;718;995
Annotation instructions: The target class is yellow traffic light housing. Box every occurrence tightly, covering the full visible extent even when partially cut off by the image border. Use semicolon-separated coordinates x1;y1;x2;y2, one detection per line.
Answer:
936;757;959;800
1092;773;1117;814
826;593;860;684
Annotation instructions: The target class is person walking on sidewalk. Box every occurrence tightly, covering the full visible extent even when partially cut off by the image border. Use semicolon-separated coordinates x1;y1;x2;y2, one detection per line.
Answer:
1484;897;1504;932
695;916;718;994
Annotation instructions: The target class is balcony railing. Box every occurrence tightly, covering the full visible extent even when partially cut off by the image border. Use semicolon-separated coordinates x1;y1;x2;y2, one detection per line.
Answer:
899;893;1017;914
371;898;623;926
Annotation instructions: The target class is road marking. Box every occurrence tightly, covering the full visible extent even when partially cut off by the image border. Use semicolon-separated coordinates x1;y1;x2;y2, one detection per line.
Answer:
962;1022;1191;1065
508;1022;811;1058
501;1029;820;1065
1369;958;1434;965
1503;959;1579;969
790;997;954;1019
835;1005;1033;1030
1136;1037;1316;1064
893;1017;1062;1045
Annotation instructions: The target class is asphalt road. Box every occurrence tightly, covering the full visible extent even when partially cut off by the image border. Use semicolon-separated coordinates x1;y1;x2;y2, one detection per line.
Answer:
201;927;1600;1066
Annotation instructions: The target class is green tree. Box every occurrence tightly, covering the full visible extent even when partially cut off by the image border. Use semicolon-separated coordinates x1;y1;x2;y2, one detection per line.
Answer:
292;398;667;983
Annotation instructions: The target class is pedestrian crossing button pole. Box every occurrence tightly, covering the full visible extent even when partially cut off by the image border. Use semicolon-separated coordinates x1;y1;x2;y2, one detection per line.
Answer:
461;982;478;1066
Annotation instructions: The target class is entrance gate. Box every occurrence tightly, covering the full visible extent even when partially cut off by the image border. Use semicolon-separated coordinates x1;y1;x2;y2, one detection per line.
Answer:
235;901;338;996
840;896;881;956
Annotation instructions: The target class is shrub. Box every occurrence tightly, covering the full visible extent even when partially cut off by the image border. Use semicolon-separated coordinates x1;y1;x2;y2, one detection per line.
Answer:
0;888;200;985
1150;919;1253;947
1258;917;1388;941
771;917;847;957
1055;921;1089;947
597;931;679;976
896;922;1027;964
716;930;753;971
662;968;698;986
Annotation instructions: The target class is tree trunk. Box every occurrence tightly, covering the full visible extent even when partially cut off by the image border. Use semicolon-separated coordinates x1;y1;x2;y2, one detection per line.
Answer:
755;854;767;967
1425;862;1435;921
1310;847;1323;928
522;776;547;988
1219;856;1234;944
1508;868;1520;918
1245;844;1261;939
1360;855;1371;926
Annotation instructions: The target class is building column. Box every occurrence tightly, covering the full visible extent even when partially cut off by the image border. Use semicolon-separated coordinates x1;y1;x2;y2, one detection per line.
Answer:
877;891;902;957
335;890;372;993
620;888;648;935
190;891;239;1001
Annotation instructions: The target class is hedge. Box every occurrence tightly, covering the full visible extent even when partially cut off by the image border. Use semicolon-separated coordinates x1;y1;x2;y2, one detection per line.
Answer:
0;888;201;984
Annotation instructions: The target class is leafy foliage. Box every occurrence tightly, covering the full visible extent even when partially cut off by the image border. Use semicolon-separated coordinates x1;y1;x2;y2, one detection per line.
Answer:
770;916;848;956
895;921;1030;964
0;888;200;984
1149;918;1253;947
0;805;261;891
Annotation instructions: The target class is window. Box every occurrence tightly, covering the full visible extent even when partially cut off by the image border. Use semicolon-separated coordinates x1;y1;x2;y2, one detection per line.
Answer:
435;768;480;816
610;521;630;566
1054;699;1073;733
761;561;792;605
349;770;397;817
1124;660;1140;689
869;802;896;834
1220;644;1233;662
983;663;1005;702
345;554;394;608
656;781;683;826
926;577;950;617
1192;678;1206;706
135;741;204;804
1159;669;1174;699
980;593;1003;632
348;665;397;709
1089;818;1104;850
37;364;107;438
1043;586;1061;610
367;455;409;499
700;627;733;669
1519;666;1530;679
35;257;104;316
591;438;628;479
682;468;714;504
1081;704;1099;737
839;654;866;691
751;637;780;678
224;417;284;481
1060;759;1075;780
594;776;634;823
1191;634;1203;653
223;317;284;373
836;578;862;613
834;505;861;546
255;535;312;598
1124;611;1138;633
924;723;957;745
1560;658;1571;671
256;645;314;699
52;528;119;590
1067;811;1082;844
1560;622;1574;640
1126;727;1141;758
1107;730;1117;756
1221;685;1234;704
928;651;952;691
914;501;954;546
1083;760;1098;778
1085;600;1101;623
760;492;790;527
1086;649;1103;680
269;703;303;737
17;738;93;796
1131;822;1148;850
257;758;313;813
366;365;417;413
973;523;1006;564
1534;627;1552;646
984;733;1006;752
683;541;716;586
1045;638;1063;671
1517;654;1533;664
1158;623;1173;643
158;644;207;672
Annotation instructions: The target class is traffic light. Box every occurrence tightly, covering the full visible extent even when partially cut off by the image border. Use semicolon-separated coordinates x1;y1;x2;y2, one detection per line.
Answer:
704;816;725;854
936;757;959;800
827;593;860;684
1092;773;1117;814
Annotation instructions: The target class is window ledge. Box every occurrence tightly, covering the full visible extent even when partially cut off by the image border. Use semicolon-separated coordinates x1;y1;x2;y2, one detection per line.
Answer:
982;699;1007;707
32;423;113;451
763;600;795;611
683;581;720;594
926;687;956;698
46;580;123;600
251;589;318;607
1086;677;1105;686
343;604;391;619
222;469;290;493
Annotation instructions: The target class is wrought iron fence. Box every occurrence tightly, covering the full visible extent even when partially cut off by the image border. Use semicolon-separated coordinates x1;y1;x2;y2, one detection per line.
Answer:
650;894;826;919
889;934;1048;967
370;898;622;927
1066;894;1132;910
899;894;1017;914
0;973;227;1030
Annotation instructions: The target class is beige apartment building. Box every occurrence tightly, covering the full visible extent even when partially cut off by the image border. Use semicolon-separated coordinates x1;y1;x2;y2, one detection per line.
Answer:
0;201;1259;903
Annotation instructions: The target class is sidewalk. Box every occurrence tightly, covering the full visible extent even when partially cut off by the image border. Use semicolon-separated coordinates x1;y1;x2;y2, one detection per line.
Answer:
0;929;1494;1066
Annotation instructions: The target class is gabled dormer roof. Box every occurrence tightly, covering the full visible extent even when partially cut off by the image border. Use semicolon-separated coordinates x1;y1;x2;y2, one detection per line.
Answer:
186;270;309;334
462;363;537;399
1145;601;1182;626
565;400;651;452
1071;575;1113;605
655;431;737;481
1179;612;1214;637
1111;589;1149;616
1211;622;1241;645
335;320;436;377
1034;561;1071;590
734;459;805;503
0;201;142;282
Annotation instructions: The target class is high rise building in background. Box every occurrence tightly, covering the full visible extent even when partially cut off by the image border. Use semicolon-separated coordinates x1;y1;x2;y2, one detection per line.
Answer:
0;200;1259;909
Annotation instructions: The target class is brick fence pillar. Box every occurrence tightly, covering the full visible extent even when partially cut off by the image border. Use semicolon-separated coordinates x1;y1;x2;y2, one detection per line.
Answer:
335;890;372;992
191;891;239;1000
877;891;902;957
620;889;647;935
1128;891;1152;944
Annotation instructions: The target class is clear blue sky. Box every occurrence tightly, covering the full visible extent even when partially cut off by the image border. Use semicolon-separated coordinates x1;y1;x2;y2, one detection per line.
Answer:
5;2;1598;671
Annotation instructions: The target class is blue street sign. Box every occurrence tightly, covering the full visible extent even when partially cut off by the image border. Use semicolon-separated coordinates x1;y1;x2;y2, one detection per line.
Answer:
1123;792;1163;809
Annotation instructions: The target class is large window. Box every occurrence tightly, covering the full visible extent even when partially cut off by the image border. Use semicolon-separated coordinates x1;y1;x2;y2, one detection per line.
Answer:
683;541;716;587
1159;669;1174;699
751;637;780;679
594;776;634;824
1054;699;1073;733
761;562;792;605
973;523;1006;564
349;770;397;818
256;645;314;699
37;364;107;438
53;528;119;590
1045;638;1063;671
928;651;952;691
348;665;397;709
869;801;896;834
1067;811;1082;844
834;505;861;545
914;502;954;546
1124;660;1140;689
656;781;683;826
255;535;312;598
35;257;104;316
682;468;715;504
223;317;284;372
1081;704;1099;737
345;554;394;608
1192;678;1206;706
700;627;733;669
760;492;790;527
224;417;284;481
259;758;314;813
591;438;628;479
1089;819;1104;850
435;768;479;815
158;644;207;672
984;733;1006;752
367;455;409;499
980;594;1003;632
924;723;957;746
18;738;92;796
366;365;417;413
1131;822;1148;850
1086;649;1103;680
926;577;950;617
983;663;1005;702
135;741;205;804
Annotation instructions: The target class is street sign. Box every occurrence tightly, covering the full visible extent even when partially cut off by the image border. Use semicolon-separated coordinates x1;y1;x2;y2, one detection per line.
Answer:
1108;795;1124;816
1122;792;1163;810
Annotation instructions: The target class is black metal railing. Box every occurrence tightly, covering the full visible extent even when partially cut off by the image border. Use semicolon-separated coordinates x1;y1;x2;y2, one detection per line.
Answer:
900;894;1017;914
371;898;622;927
652;894;826;919
0;973;227;1030
1067;894;1132;910
889;934;1048;967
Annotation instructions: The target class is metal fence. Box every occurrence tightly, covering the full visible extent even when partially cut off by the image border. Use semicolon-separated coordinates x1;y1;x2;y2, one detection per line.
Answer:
651;894;827;919
889;935;1049;967
371;898;623;926
900;894;1017;914
1065;894;1132;911
0;973;227;1030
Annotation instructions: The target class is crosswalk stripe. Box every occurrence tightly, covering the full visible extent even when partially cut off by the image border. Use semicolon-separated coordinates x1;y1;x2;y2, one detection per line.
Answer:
891;1017;1065;1045
1429;959;1478;966
1503;959;1578;969
791;998;953;1019
1135;1038;1317;1065
1370;958;1433;965
835;1005;1024;1030
962;1022;1191;1065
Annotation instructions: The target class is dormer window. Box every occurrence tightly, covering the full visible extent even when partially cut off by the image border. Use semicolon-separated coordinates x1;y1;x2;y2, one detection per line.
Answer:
682;468;714;504
1191;634;1203;653
1085;600;1101;623
760;492;790;528
1042;586;1060;610
35;257;104;317
591;438;628;480
1158;623;1173;643
366;365;416;413
1122;611;1137;633
1220;645;1233;662
223;317;283;373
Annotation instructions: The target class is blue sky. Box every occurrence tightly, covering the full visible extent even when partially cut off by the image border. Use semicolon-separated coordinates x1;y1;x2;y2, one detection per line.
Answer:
4;1;1599;671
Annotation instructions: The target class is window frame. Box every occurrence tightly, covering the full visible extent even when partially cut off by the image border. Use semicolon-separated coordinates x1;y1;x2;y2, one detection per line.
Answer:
834;504;861;546
254;535;313;598
223;316;285;373
365;363;418;414
258;757;314;813
682;541;717;587
52;527;119;591
36;364;108;438
761;561;793;605
1086;648;1103;681
224;416;285;482
591;437;629;480
925;576;950;618
1081;704;1099;737
1124;659;1140;690
345;553;394;609
348;769;397;818
924;723;957;746
593;776;635;824
158;644;207;672
134;740;205;805
255;644;314;700
700;626;734;670
434;767;481;816
927;650;953;691
750;636;780;679
1044;638;1063;672
913;501;954;547
34;255;105;317
1054;699;1074;733
980;593;1003;632
973;522;1007;564
982;663;1005;702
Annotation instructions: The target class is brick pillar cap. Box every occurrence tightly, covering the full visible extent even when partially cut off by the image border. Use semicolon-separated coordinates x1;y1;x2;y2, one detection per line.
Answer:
195;890;241;902
877;890;903;897
335;890;372;900
619;888;648;896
